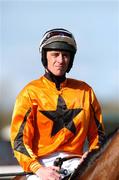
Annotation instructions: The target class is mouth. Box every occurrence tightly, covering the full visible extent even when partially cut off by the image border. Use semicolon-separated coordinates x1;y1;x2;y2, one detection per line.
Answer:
56;68;65;72
56;65;64;68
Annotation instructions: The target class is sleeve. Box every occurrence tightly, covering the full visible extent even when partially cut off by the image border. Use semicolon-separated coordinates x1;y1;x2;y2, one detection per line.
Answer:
87;88;106;151
10;88;42;173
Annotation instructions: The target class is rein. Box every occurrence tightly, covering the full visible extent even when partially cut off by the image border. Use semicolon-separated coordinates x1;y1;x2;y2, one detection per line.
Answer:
0;171;33;177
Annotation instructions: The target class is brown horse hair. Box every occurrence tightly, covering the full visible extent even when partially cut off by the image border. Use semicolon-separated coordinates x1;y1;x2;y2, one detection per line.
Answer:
70;127;119;179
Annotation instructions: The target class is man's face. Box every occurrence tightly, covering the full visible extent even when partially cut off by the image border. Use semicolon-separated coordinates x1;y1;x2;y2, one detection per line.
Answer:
46;50;70;76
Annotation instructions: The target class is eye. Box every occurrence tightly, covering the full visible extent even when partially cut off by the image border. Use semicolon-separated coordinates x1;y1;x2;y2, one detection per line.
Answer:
62;52;70;58
51;52;59;57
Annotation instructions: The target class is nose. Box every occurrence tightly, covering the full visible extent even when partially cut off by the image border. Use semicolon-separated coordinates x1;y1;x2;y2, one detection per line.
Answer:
57;53;64;63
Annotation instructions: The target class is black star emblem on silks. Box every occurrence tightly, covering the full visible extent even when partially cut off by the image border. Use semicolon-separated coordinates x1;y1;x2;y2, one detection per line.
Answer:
39;95;82;136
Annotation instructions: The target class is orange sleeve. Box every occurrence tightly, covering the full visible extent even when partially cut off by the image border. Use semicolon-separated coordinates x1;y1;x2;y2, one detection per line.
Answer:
10;88;42;173
87;88;105;150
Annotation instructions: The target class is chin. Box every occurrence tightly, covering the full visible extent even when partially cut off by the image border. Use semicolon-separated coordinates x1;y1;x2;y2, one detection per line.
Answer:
54;74;63;77
55;71;65;76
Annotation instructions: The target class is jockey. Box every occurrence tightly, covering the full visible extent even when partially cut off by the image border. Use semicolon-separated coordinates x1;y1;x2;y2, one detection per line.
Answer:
10;28;106;180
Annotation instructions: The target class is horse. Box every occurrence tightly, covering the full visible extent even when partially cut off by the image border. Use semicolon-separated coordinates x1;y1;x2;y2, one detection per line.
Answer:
69;127;119;180
1;127;119;180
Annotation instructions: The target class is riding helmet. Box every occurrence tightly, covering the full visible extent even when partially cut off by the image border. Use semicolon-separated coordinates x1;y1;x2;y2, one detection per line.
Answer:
39;28;77;72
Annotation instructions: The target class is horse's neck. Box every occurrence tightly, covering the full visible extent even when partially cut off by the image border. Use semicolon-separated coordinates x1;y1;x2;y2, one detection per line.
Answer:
80;132;119;180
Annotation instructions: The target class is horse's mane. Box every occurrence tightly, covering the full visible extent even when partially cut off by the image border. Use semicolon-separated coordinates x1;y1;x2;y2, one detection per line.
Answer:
71;127;119;179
